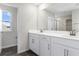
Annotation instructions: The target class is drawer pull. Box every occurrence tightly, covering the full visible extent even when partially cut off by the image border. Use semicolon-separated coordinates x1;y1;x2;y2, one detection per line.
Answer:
64;49;66;56
32;39;34;43
48;44;50;50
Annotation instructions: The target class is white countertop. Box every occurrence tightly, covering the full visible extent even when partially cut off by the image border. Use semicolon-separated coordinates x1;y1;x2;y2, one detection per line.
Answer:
29;30;79;40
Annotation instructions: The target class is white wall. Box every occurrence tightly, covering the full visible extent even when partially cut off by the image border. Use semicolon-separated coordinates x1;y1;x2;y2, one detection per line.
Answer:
72;9;79;32
17;4;37;53
38;8;54;30
0;4;17;48
17;4;69;53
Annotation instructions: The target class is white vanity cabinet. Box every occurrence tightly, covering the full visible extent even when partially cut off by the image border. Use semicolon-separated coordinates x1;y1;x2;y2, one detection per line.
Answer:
53;43;79;56
29;33;51;56
53;43;67;56
52;37;79;56
29;32;79;56
40;36;51;56
67;48;79;56
29;33;40;55
51;37;66;56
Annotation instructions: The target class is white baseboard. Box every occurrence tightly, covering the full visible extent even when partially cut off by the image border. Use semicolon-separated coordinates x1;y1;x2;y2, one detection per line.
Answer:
17;48;29;54
2;44;17;49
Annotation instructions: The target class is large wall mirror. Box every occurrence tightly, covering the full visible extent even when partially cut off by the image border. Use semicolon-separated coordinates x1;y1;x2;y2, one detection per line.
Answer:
38;3;78;31
47;12;72;31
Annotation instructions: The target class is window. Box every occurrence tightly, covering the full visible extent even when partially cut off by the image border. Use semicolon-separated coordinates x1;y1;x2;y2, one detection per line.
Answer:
0;9;12;32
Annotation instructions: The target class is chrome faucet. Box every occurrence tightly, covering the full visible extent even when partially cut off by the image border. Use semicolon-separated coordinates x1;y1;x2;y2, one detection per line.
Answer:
70;30;76;36
40;28;46;33
40;29;43;32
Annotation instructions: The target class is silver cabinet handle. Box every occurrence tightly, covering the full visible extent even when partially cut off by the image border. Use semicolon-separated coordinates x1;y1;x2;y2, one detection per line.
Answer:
64;49;68;56
32;39;34;43
64;49;69;56
64;49;66;56
67;50;69;56
48;44;50;50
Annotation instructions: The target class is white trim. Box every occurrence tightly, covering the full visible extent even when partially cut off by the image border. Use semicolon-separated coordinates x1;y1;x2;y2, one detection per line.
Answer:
2;44;17;49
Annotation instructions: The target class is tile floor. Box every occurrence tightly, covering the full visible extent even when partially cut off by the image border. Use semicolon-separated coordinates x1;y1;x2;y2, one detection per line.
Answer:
0;46;37;56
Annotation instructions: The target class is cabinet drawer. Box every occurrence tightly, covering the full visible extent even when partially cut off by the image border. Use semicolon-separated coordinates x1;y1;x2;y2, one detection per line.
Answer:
41;35;51;40
53;36;79;49
29;33;39;38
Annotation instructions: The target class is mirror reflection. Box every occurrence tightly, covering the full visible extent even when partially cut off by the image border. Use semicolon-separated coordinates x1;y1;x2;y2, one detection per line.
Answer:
47;12;72;31
38;4;76;31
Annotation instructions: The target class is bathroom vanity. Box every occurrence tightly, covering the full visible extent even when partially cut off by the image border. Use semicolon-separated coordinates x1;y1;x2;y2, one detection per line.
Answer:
29;30;79;56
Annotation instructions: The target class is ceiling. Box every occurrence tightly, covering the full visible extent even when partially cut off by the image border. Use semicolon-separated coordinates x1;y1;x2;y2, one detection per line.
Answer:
0;3;23;8
45;3;79;13
41;3;79;17
2;3;79;11
1;3;79;16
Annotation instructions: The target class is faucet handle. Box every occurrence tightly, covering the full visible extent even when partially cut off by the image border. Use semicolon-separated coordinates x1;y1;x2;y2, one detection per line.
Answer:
70;29;76;36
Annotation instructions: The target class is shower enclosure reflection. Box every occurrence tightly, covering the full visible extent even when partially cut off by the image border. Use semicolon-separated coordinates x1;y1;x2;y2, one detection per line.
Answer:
47;12;72;31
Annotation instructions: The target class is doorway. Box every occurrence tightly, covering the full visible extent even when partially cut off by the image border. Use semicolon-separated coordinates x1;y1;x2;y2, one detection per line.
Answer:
0;4;17;55
66;19;72;31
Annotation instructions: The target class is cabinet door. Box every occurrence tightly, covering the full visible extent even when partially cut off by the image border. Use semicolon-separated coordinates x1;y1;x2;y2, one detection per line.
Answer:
68;48;79;56
29;34;39;55
29;37;35;51
33;37;39;55
40;36;50;56
53;44;65;56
